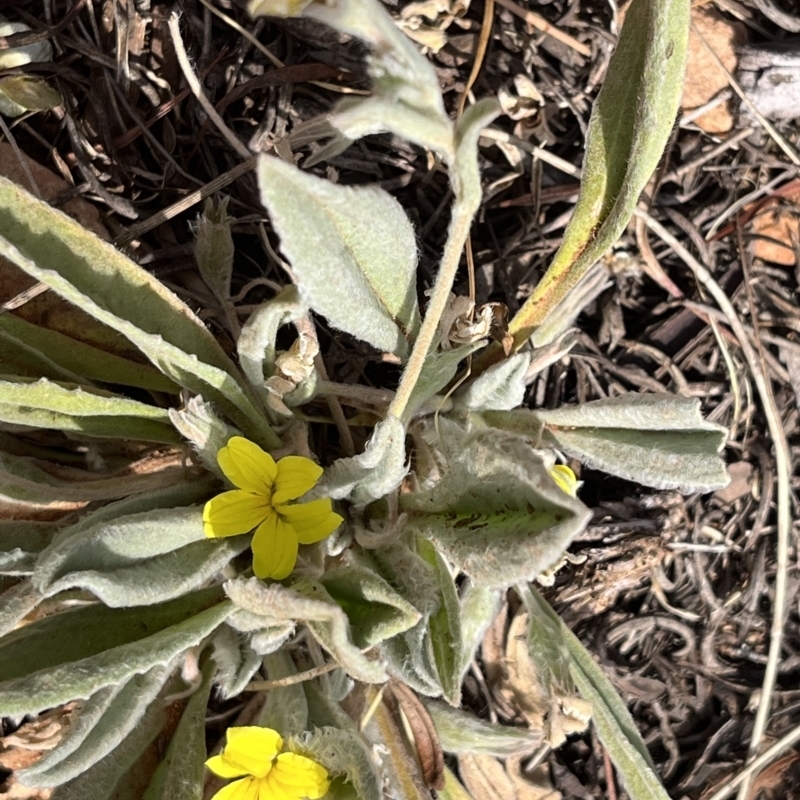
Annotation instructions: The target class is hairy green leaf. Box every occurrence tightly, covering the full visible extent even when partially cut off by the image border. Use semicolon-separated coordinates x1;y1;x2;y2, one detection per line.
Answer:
225;576;386;683
534;393;729;492
0;579;41;638
295;726;382;800
20;665;172;787
401;422;591;588
257;156;420;357
320;563;421;648
168;396;237;478
423;701;537;757
454;353;530;412
510;0;690;343
0;312;177;392
33;505;249;607
403;343;481;423
0;587;230;715
252;0;453;161
0;180;277;446
0;376;179;443
457;582;501;683
237;285;308;390
0;519;56;576
256;650;310;736
418;539;462;706
211;624;263;701
526;587;668;800
48;686;167;800
143;657;216;800
0;450;194;506
312;416;407;506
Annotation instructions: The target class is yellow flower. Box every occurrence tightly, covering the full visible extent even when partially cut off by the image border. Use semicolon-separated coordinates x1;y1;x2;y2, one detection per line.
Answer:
206;726;330;800
549;464;579;498
203;437;343;580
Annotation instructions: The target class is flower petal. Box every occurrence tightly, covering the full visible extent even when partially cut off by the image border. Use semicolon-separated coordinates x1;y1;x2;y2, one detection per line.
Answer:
270;753;330;798
204;490;271;538
252;514;299;581
278;499;343;545
217;727;282;778
210;777;262;800
218;437;277;495
259;775;294;800
206;755;249;780
272;456;323;505
549;464;579;498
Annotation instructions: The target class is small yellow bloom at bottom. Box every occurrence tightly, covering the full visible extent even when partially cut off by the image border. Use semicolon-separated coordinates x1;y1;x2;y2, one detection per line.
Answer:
206;726;330;800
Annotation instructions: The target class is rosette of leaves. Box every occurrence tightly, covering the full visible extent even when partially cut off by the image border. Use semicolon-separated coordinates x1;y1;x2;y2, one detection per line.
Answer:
0;0;727;798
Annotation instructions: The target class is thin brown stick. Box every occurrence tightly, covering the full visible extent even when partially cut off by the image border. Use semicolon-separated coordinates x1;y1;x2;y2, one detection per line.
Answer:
493;0;591;57
168;12;252;160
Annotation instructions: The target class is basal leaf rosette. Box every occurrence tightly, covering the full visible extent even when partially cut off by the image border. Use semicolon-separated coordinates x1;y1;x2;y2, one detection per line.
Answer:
204;437;343;580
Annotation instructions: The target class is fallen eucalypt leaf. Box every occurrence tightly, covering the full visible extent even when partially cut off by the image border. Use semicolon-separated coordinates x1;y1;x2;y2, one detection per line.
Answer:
0;0;726;799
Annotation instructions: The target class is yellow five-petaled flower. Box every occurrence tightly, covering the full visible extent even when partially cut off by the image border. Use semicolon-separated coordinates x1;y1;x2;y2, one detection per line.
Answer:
203;437;343;580
206;726;330;800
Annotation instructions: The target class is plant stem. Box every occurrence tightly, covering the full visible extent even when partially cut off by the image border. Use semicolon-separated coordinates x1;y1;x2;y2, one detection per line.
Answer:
387;199;473;422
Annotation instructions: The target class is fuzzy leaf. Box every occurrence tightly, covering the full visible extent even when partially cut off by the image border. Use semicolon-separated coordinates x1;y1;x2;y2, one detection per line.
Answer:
211;624;263;701
457;582;501;683
295;726;382;800
143;657;216;800
510;0;690;342
0;376;180;443
256;650;310;736
195;197;234;304
423;701;537;757
526;587;668;800
533;393;729;492
418;540;462;706
257;155;420;357
48;686;167;800
168;396;237;477
225;576;386;683
320;563;422;648
453;353;530;412
256;0;454;161
0;179;277;447
382;622;443;697
0;587;230;715
20;665;173;788
237;285;308;389
0;312;176;392
0;519;56;576
33;506;249;607
0;450;196;506
0;579;41;638
52;477;218;544
0;178;232;372
313;416;407;506
17;686;119;779
403;343;481;422
400;422;591;588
